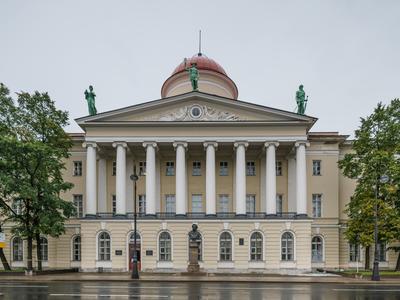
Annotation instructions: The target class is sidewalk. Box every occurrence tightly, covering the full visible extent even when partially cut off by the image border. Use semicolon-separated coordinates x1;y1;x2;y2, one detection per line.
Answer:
0;272;400;284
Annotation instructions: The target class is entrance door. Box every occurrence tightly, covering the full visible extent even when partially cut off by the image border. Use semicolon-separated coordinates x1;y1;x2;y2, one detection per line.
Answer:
129;243;141;271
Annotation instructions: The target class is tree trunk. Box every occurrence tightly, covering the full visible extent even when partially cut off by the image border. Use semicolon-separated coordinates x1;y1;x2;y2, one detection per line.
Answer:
396;251;400;271
364;246;370;270
35;234;42;271
27;236;33;272
0;248;11;271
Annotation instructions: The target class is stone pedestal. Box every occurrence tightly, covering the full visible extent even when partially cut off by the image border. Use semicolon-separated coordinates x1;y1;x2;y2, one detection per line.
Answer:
187;241;200;273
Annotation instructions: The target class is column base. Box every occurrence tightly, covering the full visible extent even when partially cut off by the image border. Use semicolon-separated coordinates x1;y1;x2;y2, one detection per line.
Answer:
85;214;97;219
114;214;127;219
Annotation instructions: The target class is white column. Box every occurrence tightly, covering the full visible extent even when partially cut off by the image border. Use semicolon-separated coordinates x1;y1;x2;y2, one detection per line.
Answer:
204;142;217;215
83;142;97;217
265;142;279;215
295;141;309;216
113;142;127;216
287;156;296;212
97;158;107;213
126;157;134;213
143;142;157;215
173;142;188;215
234;142;248;215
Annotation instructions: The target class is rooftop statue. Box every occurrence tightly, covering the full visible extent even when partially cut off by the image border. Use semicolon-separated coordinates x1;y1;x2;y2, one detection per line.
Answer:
84;85;97;116
184;58;199;91
296;84;308;115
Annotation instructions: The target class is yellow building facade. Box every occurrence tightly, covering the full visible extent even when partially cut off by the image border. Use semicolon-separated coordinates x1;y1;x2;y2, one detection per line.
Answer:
2;53;398;273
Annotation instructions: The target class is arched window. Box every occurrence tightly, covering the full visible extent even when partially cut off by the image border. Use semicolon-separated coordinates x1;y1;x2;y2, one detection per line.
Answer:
98;232;111;261
281;232;294;261
12;237;23;261
72;235;81;261
219;232;232;261
311;236;323;262
159;232;171;261
129;232;141;243
40;237;48;261
188;233;202;261
250;232;263;261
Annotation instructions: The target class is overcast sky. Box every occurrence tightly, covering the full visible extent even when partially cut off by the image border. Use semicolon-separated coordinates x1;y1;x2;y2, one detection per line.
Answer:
1;1;399;137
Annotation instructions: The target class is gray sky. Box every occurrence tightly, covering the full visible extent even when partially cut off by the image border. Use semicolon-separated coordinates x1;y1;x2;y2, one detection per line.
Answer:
1;1;399;137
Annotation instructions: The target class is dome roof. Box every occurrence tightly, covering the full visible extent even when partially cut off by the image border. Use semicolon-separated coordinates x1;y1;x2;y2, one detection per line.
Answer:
172;53;228;76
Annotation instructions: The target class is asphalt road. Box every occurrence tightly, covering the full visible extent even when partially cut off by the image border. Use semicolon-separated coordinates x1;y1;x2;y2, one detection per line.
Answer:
0;281;399;299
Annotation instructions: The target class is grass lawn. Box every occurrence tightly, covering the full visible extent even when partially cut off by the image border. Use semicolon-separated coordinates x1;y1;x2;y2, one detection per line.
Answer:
343;270;400;276
0;268;25;272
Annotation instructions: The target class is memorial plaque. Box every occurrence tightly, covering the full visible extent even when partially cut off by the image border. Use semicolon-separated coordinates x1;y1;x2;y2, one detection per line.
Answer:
239;238;244;245
146;250;153;256
115;250;123;255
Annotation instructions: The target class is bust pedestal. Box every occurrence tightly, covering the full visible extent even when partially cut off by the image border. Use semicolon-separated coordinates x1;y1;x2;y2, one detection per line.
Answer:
187;241;200;273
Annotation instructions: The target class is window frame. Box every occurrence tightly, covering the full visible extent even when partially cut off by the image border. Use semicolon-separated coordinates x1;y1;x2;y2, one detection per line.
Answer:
40;237;48;261
311;236;324;263
72;235;81;262
139;161;146;176
219;161;229;176
312;160;321;176
166;161;175;176
12;236;23;262
281;231;294;261
165;194;176;213
219;231;233;262
246;194;256;214
112;161;116;176
250;232;263;261
112;194;116;215
73;194;83;217
312;194;322;218
138;194;146;214
192;161;201;176
246;161;256;176
276;160;282;176
276;194;283;214
73;161;83;176
349;243;360;262
159;231;172;262
97;231;111;261
191;194;203;213
218;194;230;213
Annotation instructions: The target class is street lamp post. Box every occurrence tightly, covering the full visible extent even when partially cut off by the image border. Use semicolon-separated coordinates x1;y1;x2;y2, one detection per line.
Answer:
130;165;140;279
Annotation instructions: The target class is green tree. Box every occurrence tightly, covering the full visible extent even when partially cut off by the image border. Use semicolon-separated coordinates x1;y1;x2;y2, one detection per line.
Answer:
0;83;75;272
339;99;400;270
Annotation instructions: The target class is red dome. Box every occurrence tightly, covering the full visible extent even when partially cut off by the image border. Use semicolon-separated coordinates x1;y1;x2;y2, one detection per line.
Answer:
172;53;228;76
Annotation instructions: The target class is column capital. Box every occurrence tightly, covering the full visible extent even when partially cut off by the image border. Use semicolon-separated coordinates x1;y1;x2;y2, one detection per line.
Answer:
295;141;310;148
142;141;157;149
173;141;188;149
264;141;279;148
203;141;218;150
82;142;97;149
234;141;249;149
112;141;128;148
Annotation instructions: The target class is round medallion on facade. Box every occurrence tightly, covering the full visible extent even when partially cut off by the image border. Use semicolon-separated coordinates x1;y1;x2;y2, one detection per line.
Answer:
189;105;203;119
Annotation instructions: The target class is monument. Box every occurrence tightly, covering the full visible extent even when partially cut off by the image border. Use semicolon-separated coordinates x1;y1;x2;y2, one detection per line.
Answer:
187;224;201;273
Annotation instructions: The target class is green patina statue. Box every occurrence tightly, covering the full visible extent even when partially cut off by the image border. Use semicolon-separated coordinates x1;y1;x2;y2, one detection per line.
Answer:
84;85;97;116
296;84;308;115
184;58;199;91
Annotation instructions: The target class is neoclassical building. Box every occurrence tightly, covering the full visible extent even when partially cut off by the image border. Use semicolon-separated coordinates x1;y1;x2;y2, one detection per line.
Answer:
2;53;398;273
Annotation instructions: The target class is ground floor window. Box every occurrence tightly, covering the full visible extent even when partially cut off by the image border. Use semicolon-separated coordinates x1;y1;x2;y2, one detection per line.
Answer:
40;237;48;261
250;232;263;261
219;232;232;261
98;232;111;261
159;231;172;261
349;243;360;262
311;236;323;262
12;237;23;261
72;235;81;261
281;232;294;261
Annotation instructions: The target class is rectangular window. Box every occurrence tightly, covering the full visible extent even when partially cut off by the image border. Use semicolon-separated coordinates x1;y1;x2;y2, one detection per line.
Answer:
312;194;322;218
112;195;116;214
246;194;256;214
377;242;386;262
12;200;22;215
218;194;229;213
139;161;146;176
73;161;82;176
276;161;282;176
166;161;175;176
138;194;146;214
191;194;203;213
219;161;228;176
165;194;176;213
312;160;321;176
246;161;256;176
192;161;201;176
73;194;83;218
276;194;283;214
112;161;116;176
349;243;360;262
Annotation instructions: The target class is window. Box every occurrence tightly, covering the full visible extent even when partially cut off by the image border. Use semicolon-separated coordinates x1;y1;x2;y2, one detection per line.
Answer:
281;232;294;261
98;232;111;261
218;194;229;213
191;194;203;213
349;243;360;262
377;242;386;262
138;195;146;214
12;237;23;261
159;232;171;261
165;194;176;213
276;161;282;176
219;232;232;261
246;194;256;214
112;161;116;176
250;232;263;261
312;194;322;218
166;161;175;176
246;161;256;176
73;194;83;217
112;195;116;214
188;234;202;261
73;161;82;176
72;235;81;261
139;161;146;176
311;236;323;262
219;161;228;176
312;160;321;176
192;161;201;176
12;200;22;215
40;237;48;261
276;194;283;214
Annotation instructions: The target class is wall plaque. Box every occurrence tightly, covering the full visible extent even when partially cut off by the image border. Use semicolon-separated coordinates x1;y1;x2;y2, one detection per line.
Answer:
115;250;123;255
146;250;153;256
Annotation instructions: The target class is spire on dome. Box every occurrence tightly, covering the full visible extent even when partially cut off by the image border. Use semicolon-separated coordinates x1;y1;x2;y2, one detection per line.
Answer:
198;30;202;57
